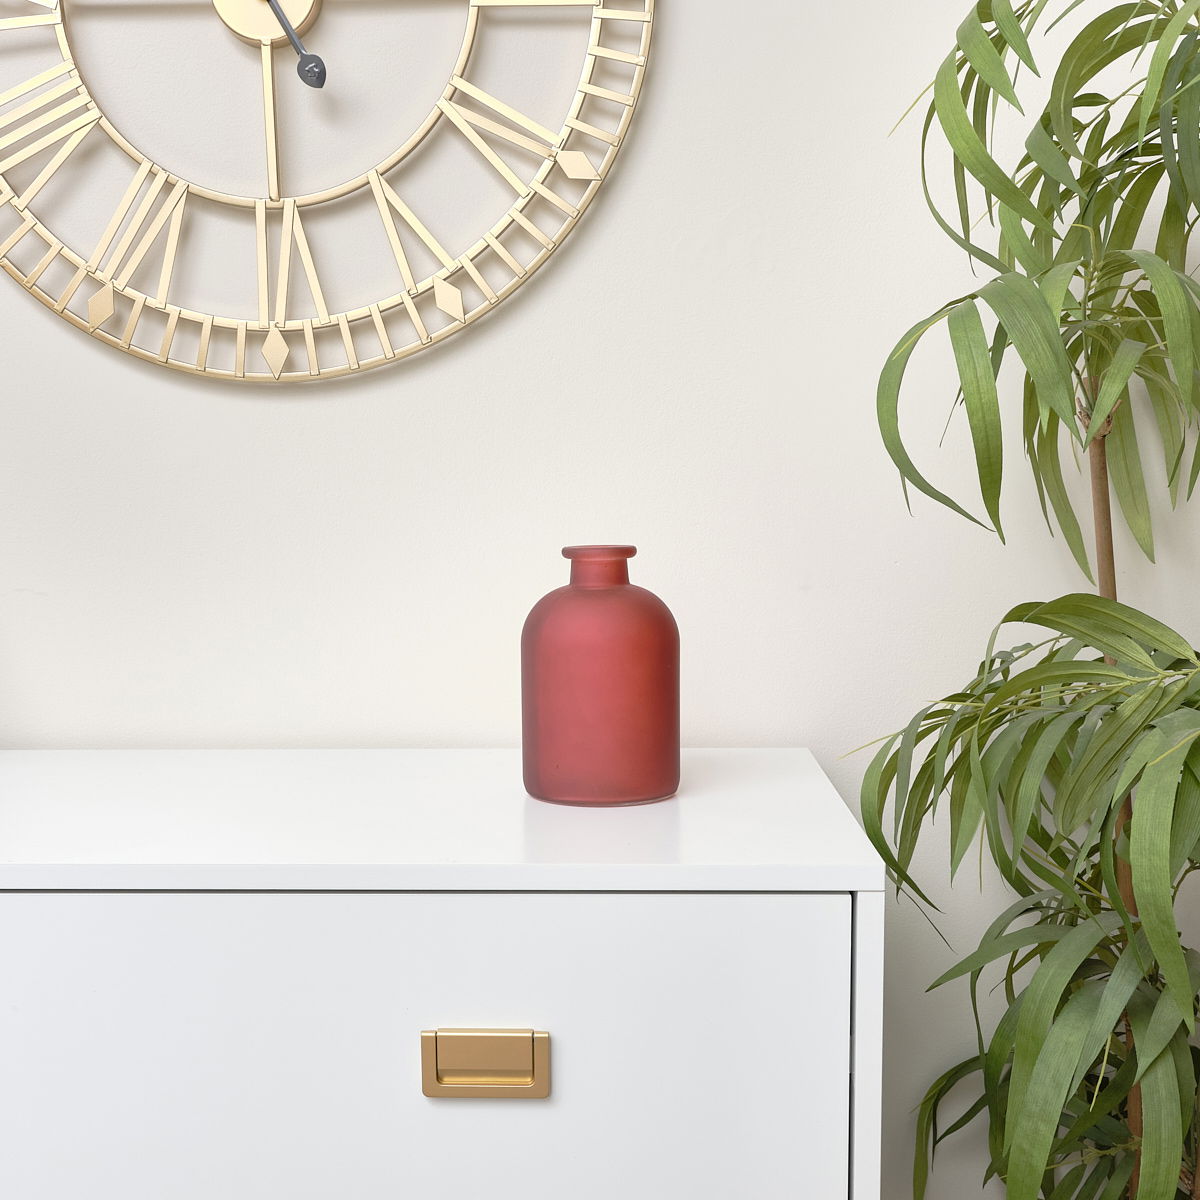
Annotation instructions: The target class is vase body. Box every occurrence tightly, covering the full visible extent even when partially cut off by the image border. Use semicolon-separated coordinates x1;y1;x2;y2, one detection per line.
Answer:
522;546;680;806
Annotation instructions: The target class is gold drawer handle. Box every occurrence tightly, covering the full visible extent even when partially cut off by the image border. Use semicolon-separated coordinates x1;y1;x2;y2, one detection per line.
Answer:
421;1028;551;1099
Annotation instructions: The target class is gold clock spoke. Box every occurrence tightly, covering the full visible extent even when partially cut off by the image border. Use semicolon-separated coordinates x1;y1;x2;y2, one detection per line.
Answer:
261;43;281;203
255;199;270;326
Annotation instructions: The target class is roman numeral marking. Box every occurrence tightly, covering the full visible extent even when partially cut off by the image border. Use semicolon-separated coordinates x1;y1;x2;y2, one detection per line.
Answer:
273;197;328;324
368;168;455;281
0;63;98;177
13;118;95;209
368;170;417;292
471;1;597;6
0;10;60;32
441;79;579;216
88;164;188;303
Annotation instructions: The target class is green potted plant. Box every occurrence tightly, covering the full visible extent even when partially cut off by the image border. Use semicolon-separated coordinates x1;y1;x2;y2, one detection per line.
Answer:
865;3;1200;1197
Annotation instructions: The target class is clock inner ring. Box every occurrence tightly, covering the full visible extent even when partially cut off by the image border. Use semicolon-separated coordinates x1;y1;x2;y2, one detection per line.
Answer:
55;4;481;209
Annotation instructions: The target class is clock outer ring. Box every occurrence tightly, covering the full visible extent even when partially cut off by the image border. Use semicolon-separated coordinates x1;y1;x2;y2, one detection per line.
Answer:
2;3;654;383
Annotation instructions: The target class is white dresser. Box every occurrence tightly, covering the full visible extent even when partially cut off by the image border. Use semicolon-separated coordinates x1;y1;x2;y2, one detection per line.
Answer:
0;748;883;1200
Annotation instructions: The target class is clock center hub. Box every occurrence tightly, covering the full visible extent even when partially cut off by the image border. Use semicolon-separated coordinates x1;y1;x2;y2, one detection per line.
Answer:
212;0;323;48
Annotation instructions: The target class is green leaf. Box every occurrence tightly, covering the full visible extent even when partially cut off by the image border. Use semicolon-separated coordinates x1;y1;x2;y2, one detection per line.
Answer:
930;922;1075;989
1137;1038;1185;1200
1005;981;1105;1200
1047;1164;1086;1200
1032;416;1094;580
1005;912;1124;1153
984;660;1144;711
1138;0;1200;148
1071;934;1149;1093
1107;164;1164;253
1010;712;1087;860
1130;717;1200;1027
1049;5;1145;160
1106;400;1156;562
914;1056;983;1200
919;106;1010;274
1169;754;1200;875
948;300;1005;536
978;274;1078;427
957;8;1022;109
1000;196;1048;273
1125;250;1198;412
1130;973;1199;1084
992;0;1037;72
933;54;1052;232
1037;261;1080;320
1086;340;1145;443
1096;1159;1135;1200
1009;595;1197;665
878;310;988;528
1026;119;1083;198
1057;681;1183;835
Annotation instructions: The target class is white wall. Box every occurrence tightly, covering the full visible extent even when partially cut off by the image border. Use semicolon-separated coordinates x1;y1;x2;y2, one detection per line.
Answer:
2;3;1196;1197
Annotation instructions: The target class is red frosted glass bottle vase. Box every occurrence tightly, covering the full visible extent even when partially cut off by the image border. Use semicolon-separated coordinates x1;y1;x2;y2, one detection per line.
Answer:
522;546;680;806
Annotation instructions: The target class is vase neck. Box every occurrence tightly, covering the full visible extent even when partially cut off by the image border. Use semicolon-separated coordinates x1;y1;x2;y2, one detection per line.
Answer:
563;545;636;588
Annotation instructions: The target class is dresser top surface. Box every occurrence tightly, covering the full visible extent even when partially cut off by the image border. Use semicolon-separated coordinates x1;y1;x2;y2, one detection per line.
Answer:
0;748;884;892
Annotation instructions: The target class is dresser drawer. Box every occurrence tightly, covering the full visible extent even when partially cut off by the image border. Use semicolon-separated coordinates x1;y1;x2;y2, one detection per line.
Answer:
0;890;851;1199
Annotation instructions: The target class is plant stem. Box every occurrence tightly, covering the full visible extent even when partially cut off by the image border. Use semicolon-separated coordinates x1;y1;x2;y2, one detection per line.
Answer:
1088;423;1144;1197
1089;427;1118;606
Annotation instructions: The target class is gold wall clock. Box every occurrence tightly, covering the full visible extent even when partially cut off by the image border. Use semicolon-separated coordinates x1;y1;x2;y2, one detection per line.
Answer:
0;0;652;382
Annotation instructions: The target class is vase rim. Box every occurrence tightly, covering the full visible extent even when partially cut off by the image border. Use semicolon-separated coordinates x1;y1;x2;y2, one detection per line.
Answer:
561;545;637;561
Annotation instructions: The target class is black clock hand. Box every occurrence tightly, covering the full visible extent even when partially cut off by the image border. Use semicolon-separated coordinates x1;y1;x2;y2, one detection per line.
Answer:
263;0;327;89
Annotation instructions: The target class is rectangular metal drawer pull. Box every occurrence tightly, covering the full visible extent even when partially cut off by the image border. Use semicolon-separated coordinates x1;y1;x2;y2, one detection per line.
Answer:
421;1029;551;1099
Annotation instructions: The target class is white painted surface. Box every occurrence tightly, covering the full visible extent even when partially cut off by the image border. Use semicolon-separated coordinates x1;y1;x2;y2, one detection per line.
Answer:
852;891;885;1200
0;890;853;1199
0;1;1156;1195
0;747;884;892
